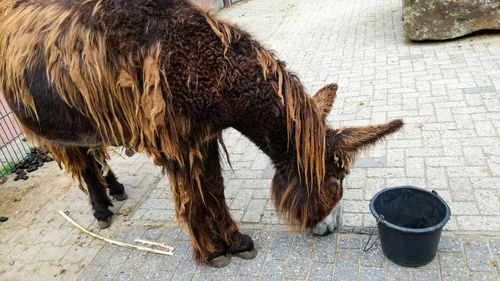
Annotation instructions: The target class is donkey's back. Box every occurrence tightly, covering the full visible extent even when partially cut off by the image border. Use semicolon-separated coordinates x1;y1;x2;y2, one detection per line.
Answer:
0;0;230;148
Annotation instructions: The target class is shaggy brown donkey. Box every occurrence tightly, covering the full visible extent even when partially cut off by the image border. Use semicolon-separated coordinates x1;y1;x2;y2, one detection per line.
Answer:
0;0;403;266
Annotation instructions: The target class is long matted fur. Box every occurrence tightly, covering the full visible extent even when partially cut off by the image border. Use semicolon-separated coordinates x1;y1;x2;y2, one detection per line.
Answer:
0;0;325;192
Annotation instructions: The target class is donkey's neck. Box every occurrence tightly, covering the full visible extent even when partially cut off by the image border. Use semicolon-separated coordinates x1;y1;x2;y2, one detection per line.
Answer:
235;114;293;166
209;20;327;185
232;82;325;184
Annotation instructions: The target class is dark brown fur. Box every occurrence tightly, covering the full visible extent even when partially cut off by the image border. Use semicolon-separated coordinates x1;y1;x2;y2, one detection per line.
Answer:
0;0;403;264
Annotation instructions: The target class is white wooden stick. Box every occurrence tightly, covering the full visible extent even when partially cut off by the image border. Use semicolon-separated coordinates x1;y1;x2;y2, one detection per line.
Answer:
134;239;175;250
59;211;174;255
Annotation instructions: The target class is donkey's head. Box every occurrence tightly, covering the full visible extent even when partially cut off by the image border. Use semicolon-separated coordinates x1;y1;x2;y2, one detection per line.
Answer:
271;83;403;233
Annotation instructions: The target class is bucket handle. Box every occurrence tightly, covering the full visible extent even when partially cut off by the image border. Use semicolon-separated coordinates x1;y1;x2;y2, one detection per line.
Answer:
363;215;384;252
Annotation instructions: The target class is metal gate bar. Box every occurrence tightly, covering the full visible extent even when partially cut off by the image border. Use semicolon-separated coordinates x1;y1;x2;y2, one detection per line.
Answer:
0;100;30;177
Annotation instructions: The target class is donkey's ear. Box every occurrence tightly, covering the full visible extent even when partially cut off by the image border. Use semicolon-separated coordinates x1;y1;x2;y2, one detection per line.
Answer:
312;83;338;119
335;119;404;153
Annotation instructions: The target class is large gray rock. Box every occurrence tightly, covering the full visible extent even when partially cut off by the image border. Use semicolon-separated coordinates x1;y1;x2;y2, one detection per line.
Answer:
402;0;500;41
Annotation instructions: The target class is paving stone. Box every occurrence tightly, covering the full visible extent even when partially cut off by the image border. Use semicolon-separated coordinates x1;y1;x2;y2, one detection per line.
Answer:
308;262;334;281
290;245;313;261
252;188;270;199
159;242;191;272
261;260;285;281
440;267;469;281
469;272;500;281
176;229;192;242
406;157;425;177
114;269;136;281
359;266;385;281
34;245;71;262
439;252;466;269
463;86;496;94
475;190;500;215
141;198;174;210
214;258;242;277
231;189;254;210
251;230;274;251
124;226;147;244
271;232;293;260
158;227;182;245
360;238;384;267
489;238;500;271
386;261;412;281
235;277;258;281
294;233;316;247
78;266;102;281
171;258;197;281
90;245;117;267
192;273;216;281
355;157;385;168
457;216;500;232
463;239;496;272
413;270;440;281
438;236;462;253
344;189;364;200
242;199;266;223
333;262;359;281
172;271;195;281
285;259;311;280
314;234;337;263
153;271;174;281
95;248;132;280
261;164;275;179
121;250;147;269
334;249;360;281
339;236;361;249
214;274;238;281
143;228;165;241
387;149;405;167
449;201;480;215
238;248;266;277
136;253;165;280
342;213;364;228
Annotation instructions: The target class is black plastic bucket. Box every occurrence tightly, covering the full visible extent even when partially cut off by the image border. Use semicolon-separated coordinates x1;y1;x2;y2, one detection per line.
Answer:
369;186;451;267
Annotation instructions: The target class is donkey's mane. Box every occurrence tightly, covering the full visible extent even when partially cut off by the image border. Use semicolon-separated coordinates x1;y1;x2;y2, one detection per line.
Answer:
206;15;326;191
0;0;326;191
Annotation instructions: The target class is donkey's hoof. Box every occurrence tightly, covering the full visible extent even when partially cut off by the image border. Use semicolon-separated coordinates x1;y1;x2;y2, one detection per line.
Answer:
112;192;128;201
97;217;112;229
207;254;231;268
234;248;257;260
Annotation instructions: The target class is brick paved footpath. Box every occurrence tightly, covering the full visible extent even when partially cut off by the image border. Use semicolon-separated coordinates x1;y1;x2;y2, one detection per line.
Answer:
0;0;499;280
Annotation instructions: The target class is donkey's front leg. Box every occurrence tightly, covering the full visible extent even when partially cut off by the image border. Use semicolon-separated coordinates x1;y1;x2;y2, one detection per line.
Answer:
105;170;128;201
167;139;256;267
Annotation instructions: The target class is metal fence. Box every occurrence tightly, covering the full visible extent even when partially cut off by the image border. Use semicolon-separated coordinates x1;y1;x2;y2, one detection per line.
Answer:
0;96;30;177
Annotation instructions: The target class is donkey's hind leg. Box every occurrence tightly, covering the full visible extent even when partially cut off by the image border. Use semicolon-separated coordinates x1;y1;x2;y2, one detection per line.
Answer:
80;149;114;229
105;170;128;201
45;144;114;228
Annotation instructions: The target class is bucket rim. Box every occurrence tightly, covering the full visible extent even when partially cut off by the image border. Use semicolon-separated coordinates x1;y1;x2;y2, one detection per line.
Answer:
369;185;451;233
